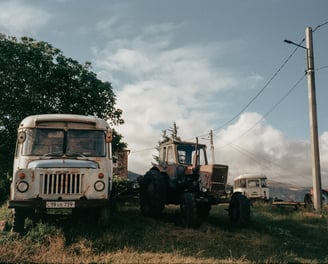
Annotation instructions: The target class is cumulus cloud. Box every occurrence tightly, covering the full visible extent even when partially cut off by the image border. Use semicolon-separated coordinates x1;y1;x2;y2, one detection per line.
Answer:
0;1;51;35
216;112;328;187
93;20;327;188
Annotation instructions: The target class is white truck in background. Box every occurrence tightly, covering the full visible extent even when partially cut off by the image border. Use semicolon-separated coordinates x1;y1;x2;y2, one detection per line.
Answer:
9;114;113;232
233;173;269;200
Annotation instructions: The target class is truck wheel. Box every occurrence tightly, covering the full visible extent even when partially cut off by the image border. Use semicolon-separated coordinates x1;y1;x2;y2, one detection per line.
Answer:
180;192;202;228
98;207;111;227
11;208;26;234
140;170;166;217
229;192;250;227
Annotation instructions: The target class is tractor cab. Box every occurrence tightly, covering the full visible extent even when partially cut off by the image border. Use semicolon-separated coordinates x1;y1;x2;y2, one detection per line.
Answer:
158;140;207;167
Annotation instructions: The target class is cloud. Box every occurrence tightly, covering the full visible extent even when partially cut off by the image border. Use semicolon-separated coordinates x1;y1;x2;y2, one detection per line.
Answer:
0;1;51;35
92;20;327;188
216;112;328;188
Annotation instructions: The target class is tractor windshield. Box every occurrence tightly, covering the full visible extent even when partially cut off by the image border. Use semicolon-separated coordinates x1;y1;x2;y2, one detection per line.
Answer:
177;144;206;165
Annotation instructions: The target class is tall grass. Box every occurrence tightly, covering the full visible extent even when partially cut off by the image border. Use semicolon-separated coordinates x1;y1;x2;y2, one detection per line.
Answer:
0;200;327;263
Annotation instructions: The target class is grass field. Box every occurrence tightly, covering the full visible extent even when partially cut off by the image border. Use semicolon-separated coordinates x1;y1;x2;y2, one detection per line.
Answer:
0;199;327;263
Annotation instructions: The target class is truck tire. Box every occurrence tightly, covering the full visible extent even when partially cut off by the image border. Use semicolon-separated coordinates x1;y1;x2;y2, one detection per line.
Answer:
140;170;166;217
98;207;111;227
11;208;26;234
229;192;250;227
180;192;202;228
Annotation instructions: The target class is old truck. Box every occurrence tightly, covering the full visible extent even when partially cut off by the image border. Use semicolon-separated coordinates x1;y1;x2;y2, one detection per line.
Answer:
9;114;113;232
233;173;270;201
138;139;250;228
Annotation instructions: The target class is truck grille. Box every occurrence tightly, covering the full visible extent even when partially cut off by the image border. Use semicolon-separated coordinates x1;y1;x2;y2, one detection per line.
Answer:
41;173;83;195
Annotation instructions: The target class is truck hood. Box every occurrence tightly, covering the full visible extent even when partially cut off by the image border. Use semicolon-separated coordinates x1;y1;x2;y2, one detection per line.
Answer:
28;159;99;169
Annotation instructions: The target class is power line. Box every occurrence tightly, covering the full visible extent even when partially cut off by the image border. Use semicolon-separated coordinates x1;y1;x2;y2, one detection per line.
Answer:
130;146;155;154
210;38;305;134
313;20;328;32
217;21;328;143
219;73;306;145
129;21;328;155
225;142;310;187
201;21;327;139
316;65;328;71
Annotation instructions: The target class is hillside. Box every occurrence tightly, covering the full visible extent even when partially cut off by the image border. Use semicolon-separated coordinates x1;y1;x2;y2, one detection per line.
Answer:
268;180;309;202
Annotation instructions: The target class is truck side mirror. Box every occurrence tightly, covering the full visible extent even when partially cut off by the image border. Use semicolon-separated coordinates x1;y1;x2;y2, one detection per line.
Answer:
17;131;26;144
106;131;112;143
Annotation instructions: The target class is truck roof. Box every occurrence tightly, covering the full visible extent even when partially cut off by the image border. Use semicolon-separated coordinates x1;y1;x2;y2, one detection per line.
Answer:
18;114;110;130
234;173;267;181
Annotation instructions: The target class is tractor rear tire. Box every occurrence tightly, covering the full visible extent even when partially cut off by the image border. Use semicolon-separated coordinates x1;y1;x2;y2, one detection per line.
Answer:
180;192;202;228
140;169;166;217
229;192;250;227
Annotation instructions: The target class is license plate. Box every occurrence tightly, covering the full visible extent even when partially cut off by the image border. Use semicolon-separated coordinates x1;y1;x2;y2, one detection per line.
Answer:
46;201;75;208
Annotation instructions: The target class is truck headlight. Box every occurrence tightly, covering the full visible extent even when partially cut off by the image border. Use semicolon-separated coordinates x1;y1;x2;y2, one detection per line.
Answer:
94;180;105;192
17;181;29;193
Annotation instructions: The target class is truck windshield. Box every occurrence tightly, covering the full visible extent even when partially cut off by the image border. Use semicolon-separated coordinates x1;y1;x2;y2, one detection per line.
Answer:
22;128;106;157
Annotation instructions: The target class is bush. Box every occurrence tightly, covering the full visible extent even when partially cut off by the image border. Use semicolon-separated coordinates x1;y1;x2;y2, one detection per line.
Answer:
0;174;10;205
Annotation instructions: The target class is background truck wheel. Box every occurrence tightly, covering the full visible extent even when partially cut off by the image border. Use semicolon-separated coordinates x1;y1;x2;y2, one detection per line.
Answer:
140;170;166;217
229;192;250;227
180;192;202;228
11;208;26;234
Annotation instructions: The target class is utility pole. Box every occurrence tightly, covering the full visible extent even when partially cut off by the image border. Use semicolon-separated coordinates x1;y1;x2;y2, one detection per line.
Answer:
284;27;322;211
306;27;322;211
210;130;215;163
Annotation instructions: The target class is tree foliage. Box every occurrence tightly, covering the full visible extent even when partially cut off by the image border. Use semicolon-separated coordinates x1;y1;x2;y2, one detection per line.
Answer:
0;34;126;201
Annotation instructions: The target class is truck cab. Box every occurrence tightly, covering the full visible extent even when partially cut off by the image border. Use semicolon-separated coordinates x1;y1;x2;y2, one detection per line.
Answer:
9;114;113;232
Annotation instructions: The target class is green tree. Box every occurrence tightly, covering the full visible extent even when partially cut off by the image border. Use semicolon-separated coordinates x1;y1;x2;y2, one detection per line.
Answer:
0;34;126;202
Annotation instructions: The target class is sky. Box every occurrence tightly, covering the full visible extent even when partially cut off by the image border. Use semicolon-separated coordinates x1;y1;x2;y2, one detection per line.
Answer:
1;0;328;188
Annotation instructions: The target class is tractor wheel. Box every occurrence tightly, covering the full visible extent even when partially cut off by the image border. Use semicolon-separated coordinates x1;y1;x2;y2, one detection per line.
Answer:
140;169;166;217
180;192;202;228
11;208;26;234
229;192;250;227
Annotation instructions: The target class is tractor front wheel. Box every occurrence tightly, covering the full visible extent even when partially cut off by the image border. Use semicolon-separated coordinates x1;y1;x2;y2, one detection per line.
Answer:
139;169;167;217
229;192;250;227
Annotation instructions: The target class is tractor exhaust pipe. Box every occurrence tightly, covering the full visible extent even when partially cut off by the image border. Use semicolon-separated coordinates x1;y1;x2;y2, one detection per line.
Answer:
192;137;199;171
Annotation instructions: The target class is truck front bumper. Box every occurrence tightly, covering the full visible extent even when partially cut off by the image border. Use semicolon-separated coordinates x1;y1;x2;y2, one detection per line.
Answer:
8;199;110;209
